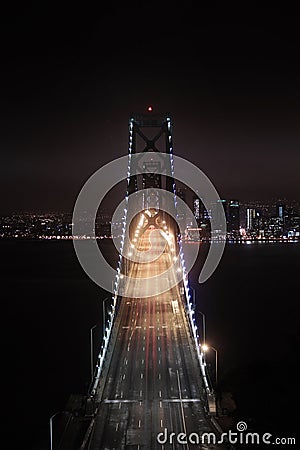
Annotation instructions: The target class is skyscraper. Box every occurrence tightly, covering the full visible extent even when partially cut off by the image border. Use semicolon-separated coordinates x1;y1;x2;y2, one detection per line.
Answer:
216;199;227;229
228;200;240;235
246;208;256;231
193;196;200;221
276;204;285;219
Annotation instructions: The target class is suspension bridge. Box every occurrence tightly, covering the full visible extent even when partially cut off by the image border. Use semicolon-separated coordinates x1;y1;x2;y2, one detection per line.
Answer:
53;112;227;449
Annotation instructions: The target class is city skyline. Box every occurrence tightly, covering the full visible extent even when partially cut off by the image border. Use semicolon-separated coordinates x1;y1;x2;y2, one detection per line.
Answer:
1;195;299;241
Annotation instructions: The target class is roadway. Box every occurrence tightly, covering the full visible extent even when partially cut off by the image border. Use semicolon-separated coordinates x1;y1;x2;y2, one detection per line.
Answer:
88;216;225;449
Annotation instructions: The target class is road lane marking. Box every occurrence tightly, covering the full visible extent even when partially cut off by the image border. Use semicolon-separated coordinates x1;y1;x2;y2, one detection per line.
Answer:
176;369;189;449
104;399;137;403
162;398;201;402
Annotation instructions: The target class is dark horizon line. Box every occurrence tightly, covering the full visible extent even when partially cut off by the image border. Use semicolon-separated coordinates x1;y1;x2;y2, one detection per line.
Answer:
1;197;300;217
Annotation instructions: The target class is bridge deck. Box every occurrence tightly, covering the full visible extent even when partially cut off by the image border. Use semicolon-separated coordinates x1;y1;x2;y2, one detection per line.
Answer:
88;226;224;449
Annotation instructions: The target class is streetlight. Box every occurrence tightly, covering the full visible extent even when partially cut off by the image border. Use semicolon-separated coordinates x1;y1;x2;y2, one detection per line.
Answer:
50;411;64;450
90;324;97;382
102;297;109;337
90;297;110;382
198;311;206;347
191;287;206;345
192;286;196;310
202;344;218;387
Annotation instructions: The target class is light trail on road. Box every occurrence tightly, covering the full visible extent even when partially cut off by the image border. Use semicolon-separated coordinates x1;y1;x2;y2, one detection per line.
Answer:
88;216;223;449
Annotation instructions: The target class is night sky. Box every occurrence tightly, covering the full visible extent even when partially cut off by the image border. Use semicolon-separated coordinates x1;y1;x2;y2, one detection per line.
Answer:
1;7;300;214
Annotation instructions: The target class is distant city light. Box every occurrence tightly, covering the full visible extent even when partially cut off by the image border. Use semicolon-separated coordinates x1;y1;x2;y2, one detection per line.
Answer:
1;199;299;242
147;105;153;112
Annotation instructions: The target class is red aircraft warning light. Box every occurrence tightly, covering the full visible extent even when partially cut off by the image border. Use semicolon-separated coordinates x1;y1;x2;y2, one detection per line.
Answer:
147;105;153;112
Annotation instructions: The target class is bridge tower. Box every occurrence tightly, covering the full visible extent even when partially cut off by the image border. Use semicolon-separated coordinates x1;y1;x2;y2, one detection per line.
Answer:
127;110;175;197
